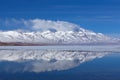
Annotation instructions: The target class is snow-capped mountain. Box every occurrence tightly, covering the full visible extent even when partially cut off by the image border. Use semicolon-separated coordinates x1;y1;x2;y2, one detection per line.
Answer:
0;30;111;44
0;20;117;45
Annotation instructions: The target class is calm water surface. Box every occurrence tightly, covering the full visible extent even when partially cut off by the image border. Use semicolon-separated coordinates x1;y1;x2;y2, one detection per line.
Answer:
0;49;120;80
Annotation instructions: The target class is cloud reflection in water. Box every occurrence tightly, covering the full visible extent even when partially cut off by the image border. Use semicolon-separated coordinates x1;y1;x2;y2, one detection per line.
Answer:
0;50;109;73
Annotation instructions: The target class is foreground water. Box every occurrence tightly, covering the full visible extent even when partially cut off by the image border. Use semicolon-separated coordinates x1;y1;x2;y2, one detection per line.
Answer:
0;46;120;80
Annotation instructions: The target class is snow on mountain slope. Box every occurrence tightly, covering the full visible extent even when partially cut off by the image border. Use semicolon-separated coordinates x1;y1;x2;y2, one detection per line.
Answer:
0;30;110;44
0;20;116;44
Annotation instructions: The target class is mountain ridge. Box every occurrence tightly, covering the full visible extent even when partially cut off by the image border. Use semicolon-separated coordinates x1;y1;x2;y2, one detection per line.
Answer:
0;30;118;46
0;20;119;46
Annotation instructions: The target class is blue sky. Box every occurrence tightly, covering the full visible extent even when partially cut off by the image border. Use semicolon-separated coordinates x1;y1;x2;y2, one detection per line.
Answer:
0;0;120;34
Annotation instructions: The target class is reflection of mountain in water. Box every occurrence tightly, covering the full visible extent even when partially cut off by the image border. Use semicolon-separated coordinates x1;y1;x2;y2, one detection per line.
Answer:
0;50;109;73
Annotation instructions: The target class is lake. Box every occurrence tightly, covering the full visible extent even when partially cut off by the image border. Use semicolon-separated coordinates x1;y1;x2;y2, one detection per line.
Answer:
0;46;120;80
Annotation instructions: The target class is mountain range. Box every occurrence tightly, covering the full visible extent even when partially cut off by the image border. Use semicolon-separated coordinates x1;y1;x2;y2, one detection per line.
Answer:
0;20;118;46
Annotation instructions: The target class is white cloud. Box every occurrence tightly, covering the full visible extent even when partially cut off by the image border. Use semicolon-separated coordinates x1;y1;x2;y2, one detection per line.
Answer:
0;18;81;32
0;18;26;30
3;18;24;26
24;19;81;32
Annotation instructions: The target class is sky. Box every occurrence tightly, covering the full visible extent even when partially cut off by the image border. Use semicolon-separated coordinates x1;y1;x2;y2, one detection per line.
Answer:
0;0;120;34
